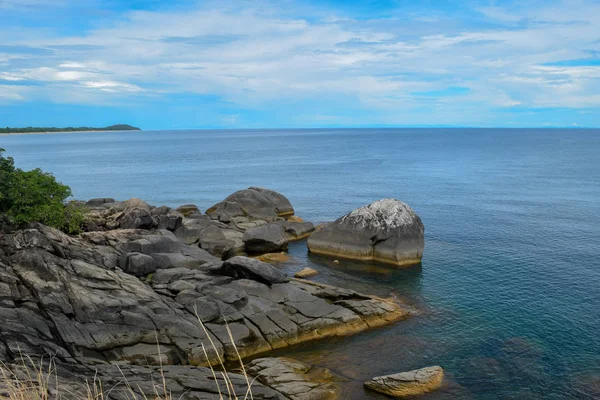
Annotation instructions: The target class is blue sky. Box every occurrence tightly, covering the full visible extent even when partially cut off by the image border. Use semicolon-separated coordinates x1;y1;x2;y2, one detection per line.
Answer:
1;0;600;129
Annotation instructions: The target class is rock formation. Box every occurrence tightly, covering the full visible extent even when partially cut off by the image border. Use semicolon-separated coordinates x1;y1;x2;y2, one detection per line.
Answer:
364;366;444;397
206;187;294;220
307;199;424;266
248;357;339;400
294;267;319;279
0;189;420;398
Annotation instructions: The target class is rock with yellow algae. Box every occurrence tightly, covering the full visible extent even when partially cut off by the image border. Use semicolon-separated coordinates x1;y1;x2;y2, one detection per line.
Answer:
364;366;443;397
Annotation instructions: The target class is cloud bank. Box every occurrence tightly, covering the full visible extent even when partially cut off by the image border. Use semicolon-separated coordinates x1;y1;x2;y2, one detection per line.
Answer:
1;0;599;128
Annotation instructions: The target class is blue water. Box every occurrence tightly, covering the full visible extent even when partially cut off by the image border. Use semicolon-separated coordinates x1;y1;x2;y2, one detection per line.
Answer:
2;129;600;399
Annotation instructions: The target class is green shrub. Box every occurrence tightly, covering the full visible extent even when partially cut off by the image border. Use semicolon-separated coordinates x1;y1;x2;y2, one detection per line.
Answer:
0;148;85;233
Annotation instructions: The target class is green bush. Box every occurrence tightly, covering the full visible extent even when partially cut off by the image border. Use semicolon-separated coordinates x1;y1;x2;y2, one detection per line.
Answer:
0;148;85;233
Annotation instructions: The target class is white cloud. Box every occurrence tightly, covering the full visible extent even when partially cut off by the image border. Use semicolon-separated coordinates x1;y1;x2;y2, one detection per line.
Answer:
0;85;28;101
0;0;599;119
81;80;142;92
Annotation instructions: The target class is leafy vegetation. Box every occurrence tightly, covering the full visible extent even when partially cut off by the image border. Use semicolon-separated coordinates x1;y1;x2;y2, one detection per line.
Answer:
0;148;85;233
0;124;140;134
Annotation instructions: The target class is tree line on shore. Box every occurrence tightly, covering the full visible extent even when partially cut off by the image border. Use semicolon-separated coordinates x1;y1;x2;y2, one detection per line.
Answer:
0;124;140;133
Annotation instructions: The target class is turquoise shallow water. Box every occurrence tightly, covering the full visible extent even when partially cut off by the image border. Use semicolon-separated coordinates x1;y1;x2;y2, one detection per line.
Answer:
2;128;600;399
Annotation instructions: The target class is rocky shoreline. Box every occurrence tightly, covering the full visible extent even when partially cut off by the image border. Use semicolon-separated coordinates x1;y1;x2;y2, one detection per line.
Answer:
0;188;430;399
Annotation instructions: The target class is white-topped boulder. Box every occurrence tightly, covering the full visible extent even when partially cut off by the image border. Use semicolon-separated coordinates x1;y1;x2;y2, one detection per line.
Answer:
307;199;424;266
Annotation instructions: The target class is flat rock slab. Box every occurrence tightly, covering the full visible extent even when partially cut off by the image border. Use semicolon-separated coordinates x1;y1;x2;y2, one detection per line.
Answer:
216;256;289;285
364;366;444;397
0;224;409;373
248;357;339;400
294;267;319;278
0;362;285;400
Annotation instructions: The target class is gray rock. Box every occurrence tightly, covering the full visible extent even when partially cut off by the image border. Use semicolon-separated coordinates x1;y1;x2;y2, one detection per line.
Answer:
119;252;156;277
209;201;246;222
364;366;444;397
123;198;152;212
176;204;201;217
156;214;182;231
248;187;294;217
118;208;157;230
294;267;319;279
216;256;289;285
243;223;288;254
207;187;294;220
0;219;409;394
279;221;315;241
151;206;183;231
248;357;339;400
174;216;218;245
197;225;236;258
168;280;197;293
85;198;116;208
308;199;424;266
0;363;285;399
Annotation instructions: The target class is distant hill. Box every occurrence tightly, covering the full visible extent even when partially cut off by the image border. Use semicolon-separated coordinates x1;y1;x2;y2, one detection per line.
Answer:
0;124;141;134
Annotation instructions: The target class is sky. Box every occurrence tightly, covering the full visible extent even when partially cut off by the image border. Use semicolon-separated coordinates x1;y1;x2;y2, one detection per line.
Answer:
1;0;600;129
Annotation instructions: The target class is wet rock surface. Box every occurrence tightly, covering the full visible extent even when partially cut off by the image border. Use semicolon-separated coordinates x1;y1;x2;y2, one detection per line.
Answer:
248;357;340;400
294;267;319;279
308;199;424;267
364;366;444;398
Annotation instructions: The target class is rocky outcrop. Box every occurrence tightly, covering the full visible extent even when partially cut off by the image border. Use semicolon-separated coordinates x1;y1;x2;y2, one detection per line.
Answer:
0;362;285;400
0;190;422;397
83;198;183;232
0;222;409;379
248;357;339;400
83;188;311;262
307;199;424;267
364;366;444;397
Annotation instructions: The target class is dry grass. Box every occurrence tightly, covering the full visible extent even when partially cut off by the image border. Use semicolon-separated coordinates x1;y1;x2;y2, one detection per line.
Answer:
0;317;255;400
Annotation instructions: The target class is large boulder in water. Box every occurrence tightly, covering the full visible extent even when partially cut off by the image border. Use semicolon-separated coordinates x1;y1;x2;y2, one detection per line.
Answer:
364;366;444;397
307;199;424;266
206;187;294;220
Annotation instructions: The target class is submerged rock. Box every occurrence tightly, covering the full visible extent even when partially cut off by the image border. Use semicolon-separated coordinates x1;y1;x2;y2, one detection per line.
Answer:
308;199;424;266
364;366;444;397
257;252;290;263
294;267;319;278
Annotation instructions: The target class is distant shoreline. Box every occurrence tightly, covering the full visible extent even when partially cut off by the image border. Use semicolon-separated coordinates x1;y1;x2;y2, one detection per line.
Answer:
0;130;132;136
0;124;140;135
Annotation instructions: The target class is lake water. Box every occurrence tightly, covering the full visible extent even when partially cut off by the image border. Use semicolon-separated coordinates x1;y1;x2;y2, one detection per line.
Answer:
2;128;600;399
